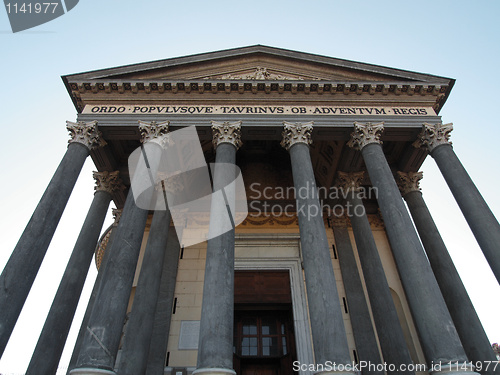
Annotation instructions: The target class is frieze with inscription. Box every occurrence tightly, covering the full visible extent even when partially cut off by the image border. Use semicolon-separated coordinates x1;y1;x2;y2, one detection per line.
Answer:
83;105;436;116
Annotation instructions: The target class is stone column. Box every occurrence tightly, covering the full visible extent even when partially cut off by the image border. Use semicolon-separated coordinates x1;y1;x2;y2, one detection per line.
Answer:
336;171;414;374
195;121;241;375
0;121;105;357
71;121;169;374
145;226;180;375
348;122;477;374
331;219;384;375
67;208;122;375
397;171;499;373
116;185;172;375
26;171;124;375
414;123;500;284
281;122;354;372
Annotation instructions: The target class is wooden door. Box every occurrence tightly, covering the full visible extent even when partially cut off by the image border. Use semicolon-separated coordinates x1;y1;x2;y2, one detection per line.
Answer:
234;271;297;375
241;362;280;375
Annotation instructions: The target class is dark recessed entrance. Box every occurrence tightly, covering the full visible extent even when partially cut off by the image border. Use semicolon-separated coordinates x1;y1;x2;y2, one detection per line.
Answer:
234;270;297;375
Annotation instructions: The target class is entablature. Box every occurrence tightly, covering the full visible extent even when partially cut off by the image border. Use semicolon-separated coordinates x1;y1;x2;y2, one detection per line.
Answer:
64;46;452;210
67;79;449;114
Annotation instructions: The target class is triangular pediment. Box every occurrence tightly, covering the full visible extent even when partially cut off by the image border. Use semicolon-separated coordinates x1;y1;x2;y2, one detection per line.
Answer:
63;45;452;84
199;66;322;81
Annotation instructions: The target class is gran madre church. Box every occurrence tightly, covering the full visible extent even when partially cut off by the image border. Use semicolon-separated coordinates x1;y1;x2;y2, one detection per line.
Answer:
1;46;499;375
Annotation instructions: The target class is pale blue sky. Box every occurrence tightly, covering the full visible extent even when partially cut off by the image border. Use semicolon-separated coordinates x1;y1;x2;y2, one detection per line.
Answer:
1;1;500;373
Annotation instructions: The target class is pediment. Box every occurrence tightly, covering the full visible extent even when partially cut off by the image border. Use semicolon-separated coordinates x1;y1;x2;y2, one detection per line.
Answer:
201;66;321;81
63;45;452;84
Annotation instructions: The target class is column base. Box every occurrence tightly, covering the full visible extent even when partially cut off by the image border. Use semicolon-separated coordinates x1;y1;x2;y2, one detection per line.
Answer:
430;363;479;375
69;368;116;375
192;368;236;375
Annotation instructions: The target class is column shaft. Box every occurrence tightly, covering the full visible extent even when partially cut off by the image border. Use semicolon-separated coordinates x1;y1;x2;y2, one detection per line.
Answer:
72;188;149;371
67;217;119;374
145;227;180;375
289;143;352;367
116;208;172;375
431;144;500;284
26;189;112;375
196;143;236;371
347;194;414;373
361;143;471;367
332;225;384;374
0;142;89;356
404;190;499;373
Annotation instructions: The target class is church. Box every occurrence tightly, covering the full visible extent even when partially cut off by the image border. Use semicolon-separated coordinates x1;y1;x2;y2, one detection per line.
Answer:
0;46;499;375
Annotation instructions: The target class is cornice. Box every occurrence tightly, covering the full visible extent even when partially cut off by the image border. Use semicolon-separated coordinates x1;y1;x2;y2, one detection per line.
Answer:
62;46;454;114
62;45;454;83
67;79;449;114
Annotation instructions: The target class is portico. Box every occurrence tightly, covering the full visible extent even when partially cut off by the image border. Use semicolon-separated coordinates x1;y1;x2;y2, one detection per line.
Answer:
0;46;498;375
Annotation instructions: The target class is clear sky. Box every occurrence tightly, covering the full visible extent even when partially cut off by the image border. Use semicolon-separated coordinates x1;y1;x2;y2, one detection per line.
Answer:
1;1;500;373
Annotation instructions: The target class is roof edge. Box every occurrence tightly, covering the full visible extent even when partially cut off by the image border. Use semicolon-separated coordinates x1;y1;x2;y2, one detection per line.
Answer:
61;45;454;84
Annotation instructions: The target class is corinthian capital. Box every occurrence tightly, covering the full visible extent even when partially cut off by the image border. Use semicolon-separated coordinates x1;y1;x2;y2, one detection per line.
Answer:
112;208;122;226
280;121;313;151
413;122;453;152
139;120;171;147
397;171;423;196
211;120;243;150
347;122;384;150
336;171;365;193
67;120;106;150
93;171;126;195
155;171;183;193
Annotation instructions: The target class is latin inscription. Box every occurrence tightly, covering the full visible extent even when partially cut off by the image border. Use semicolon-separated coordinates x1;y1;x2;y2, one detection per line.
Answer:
83;105;436;116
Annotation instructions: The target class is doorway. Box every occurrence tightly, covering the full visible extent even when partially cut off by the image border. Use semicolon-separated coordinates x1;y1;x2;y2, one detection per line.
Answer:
233;271;297;375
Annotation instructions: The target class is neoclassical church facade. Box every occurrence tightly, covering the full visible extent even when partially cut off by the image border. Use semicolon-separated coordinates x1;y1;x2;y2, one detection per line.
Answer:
0;46;499;375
